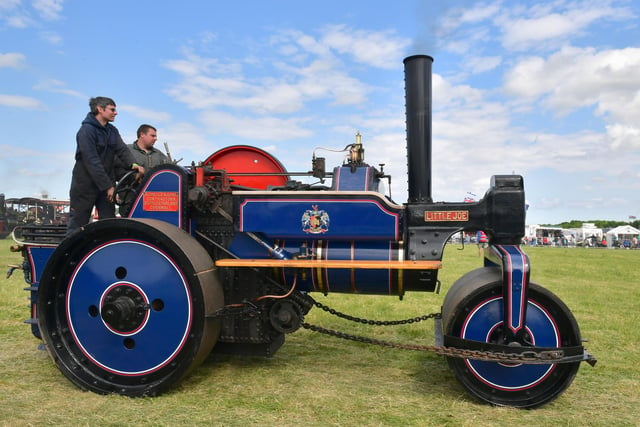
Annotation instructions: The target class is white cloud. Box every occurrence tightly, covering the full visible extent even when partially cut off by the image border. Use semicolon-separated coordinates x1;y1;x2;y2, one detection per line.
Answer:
502;13;583;50
0;94;46;109
34;78;83;98
439;1;502;32
607;123;640;150
199;110;312;141
118;105;172;123
4;12;31;28
163;58;204;77
198;30;217;45
503;55;548;98
0;0;21;11
464;55;502;74
497;0;635;51
459;1;502;23
39;30;61;44
163;51;232;77
32;0;64;20
0;52;26;68
166;70;307;114
503;46;640;151
164;25;408;120
432;72;485;108
282;29;331;58
163;40;372;131
154;121;212;159
0;0;64;27
320;24;410;69
296;58;370;105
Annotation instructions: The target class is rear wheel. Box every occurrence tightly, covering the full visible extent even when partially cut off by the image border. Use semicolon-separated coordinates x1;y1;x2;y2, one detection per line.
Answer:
37;218;223;396
441;267;581;408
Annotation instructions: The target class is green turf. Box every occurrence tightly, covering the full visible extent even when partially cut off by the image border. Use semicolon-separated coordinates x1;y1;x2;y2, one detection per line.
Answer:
1;237;637;426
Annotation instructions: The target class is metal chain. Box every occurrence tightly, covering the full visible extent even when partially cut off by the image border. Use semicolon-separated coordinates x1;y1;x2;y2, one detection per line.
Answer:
311;300;439;325
301;322;566;364
211;295;584;365
304;298;581;364
210;296;572;364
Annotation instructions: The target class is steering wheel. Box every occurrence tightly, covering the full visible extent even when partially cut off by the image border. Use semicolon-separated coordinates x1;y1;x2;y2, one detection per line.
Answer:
115;170;139;206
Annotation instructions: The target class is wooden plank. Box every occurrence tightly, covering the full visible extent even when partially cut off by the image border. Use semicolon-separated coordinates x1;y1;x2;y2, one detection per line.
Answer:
215;258;441;270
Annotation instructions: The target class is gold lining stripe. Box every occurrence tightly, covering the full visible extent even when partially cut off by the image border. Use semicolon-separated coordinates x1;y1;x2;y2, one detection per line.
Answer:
396;242;404;296
315;267;326;294
350;242;356;292
215;258;441;270
315;242;326;294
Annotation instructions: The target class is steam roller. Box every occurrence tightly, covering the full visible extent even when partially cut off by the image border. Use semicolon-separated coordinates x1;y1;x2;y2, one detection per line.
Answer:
7;54;595;407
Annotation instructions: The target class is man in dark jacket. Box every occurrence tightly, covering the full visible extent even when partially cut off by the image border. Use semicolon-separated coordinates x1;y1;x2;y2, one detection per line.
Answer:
67;97;145;235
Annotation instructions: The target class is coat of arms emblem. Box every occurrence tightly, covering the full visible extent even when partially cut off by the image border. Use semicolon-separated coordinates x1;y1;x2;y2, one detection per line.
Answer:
301;205;329;234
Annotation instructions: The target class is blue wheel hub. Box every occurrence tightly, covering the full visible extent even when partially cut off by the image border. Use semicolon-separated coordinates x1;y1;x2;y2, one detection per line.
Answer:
67;240;192;375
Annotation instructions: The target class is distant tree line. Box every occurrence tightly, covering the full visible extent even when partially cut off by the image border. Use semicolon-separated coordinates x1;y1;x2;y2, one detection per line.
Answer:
542;220;640;229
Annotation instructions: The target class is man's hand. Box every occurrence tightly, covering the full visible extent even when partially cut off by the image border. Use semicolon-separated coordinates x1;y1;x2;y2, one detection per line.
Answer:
131;163;145;180
135;165;145;180
107;186;115;203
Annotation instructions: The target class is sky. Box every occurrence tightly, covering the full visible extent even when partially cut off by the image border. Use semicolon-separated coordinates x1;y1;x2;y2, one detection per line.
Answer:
1;0;639;226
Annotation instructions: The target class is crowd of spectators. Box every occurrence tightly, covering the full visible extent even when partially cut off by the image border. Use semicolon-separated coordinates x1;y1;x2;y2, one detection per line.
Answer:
522;233;639;248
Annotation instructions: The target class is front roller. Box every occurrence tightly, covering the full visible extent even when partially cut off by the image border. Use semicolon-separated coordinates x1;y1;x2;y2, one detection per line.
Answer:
37;218;224;396
441;267;582;408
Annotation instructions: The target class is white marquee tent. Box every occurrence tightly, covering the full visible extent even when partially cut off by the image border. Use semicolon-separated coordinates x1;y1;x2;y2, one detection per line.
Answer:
605;225;640;247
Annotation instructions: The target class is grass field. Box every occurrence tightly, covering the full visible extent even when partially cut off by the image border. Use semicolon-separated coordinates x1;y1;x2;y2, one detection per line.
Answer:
1;236;638;426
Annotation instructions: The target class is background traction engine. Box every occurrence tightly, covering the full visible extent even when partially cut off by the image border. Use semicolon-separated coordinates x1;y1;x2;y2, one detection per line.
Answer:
16;55;594;408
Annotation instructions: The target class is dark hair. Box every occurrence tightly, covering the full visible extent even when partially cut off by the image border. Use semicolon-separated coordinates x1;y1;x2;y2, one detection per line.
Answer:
137;124;157;138
89;97;116;115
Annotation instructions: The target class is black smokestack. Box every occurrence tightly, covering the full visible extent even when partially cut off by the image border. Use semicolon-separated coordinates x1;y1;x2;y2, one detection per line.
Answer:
404;55;433;203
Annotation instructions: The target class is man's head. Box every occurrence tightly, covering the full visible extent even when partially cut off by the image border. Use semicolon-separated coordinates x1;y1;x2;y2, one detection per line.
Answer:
136;124;158;152
90;97;117;125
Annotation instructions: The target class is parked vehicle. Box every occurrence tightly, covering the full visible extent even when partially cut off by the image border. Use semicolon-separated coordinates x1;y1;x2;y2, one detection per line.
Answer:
1;195;69;239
